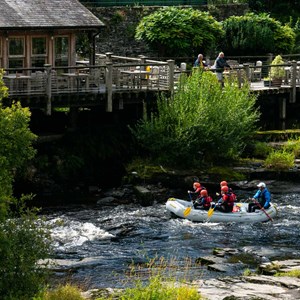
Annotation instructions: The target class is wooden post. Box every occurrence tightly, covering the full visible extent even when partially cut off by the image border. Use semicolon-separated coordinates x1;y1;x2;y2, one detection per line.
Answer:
243;63;250;82
106;62;113;112
267;53;273;65
139;55;147;88
167;59;175;96
105;52;113;63
44;64;52;116
290;60;297;103
237;65;243;88
279;97;286;130
138;55;146;71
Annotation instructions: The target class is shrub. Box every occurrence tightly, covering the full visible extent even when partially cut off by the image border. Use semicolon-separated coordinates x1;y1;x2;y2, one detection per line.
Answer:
253;142;272;158
0;199;52;300
264;149;295;170
222;13;295;55
131;70;259;166
270;55;285;79
135;7;223;57
283;137;300;158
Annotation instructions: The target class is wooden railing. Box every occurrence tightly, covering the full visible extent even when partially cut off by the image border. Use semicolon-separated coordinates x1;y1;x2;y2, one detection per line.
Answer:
2;54;300;113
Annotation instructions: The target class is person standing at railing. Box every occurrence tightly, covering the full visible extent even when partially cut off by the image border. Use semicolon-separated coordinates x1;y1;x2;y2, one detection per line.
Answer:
213;52;231;87
194;54;208;68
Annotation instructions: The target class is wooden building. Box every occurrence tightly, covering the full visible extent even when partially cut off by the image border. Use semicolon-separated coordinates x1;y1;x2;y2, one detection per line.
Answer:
0;0;104;70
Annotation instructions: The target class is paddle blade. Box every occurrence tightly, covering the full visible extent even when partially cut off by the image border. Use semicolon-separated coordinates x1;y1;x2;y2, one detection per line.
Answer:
207;207;215;218
183;207;192;217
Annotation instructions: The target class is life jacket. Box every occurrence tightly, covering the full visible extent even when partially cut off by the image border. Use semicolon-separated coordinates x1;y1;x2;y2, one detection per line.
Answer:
259;189;268;205
201;196;212;208
226;187;236;201
222;192;235;207
231;192;237;201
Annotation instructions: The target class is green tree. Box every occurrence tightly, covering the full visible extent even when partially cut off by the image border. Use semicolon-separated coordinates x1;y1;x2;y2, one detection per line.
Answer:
0;71;36;219
0;70;51;299
222;13;296;55
131;70;259;166
135;7;223;57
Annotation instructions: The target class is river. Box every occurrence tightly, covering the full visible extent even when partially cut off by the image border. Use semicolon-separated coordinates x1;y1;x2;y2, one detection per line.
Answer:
42;182;300;290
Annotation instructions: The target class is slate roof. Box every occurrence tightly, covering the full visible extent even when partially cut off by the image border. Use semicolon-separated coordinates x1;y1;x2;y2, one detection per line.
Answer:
0;0;104;30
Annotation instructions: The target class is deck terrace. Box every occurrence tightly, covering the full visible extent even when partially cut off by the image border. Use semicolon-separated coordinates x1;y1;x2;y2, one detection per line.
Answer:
2;54;300;114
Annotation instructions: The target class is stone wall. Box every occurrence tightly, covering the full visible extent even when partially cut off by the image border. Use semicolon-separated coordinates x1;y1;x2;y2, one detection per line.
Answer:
89;4;249;58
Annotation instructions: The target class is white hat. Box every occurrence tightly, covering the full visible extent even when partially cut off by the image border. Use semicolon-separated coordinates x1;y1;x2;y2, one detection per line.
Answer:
257;182;266;188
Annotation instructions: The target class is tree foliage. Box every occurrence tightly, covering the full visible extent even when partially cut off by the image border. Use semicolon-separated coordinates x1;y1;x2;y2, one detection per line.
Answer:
0;71;51;299
0;200;52;300
221;13;296;55
0;70;37;219
135;7;223;57
131;70;259;166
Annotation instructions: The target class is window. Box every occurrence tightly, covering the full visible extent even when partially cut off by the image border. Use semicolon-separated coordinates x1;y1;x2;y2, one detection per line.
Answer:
54;37;69;67
32;37;47;68
8;37;25;69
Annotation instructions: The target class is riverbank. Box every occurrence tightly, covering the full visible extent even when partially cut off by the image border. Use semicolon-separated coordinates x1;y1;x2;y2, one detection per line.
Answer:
81;255;300;300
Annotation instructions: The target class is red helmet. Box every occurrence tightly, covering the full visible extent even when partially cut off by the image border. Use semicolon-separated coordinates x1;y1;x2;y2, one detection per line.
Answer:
200;189;208;197
220;181;228;186
221;186;229;193
193;182;201;189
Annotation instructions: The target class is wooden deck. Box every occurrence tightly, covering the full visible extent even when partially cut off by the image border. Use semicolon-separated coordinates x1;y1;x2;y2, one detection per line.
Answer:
2;54;300;113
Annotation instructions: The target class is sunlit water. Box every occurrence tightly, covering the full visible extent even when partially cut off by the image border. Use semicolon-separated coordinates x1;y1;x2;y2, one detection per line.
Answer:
42;189;300;289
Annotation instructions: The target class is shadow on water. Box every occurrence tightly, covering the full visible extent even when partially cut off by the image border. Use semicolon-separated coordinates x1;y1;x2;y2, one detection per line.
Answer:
43;189;300;289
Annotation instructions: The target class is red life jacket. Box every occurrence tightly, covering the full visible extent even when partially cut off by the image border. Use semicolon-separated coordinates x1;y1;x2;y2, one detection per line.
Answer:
203;196;212;208
222;193;235;207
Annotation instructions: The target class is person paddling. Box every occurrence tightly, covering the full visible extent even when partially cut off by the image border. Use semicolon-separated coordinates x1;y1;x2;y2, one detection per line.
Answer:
193;189;212;210
214;185;235;213
219;180;236;201
188;181;205;200
248;182;271;213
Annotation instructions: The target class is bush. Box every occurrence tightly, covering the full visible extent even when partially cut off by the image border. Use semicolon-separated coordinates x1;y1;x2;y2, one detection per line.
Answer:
253;142;273;158
283;137;300;158
222;13;296;55
270;55;285;79
131;70;259;166
264;149;295;170
0;200;52;300
135;7;223;57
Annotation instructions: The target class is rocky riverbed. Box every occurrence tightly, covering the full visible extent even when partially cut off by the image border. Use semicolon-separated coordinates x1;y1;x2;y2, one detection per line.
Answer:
81;254;300;300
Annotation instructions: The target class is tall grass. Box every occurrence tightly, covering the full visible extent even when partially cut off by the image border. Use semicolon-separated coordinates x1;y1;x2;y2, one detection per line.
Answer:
283;137;300;158
36;284;85;300
96;256;203;300
265;149;295;170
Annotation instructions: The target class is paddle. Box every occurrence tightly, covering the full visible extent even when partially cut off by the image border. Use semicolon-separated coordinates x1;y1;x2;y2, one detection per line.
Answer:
183;193;193;217
207;204;217;218
251;198;273;222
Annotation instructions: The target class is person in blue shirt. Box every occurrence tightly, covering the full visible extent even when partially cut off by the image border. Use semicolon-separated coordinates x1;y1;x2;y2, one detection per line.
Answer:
248;182;271;213
214;52;230;87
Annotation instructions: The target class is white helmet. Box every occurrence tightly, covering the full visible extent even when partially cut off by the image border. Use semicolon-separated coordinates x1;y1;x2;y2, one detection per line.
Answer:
257;182;266;188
